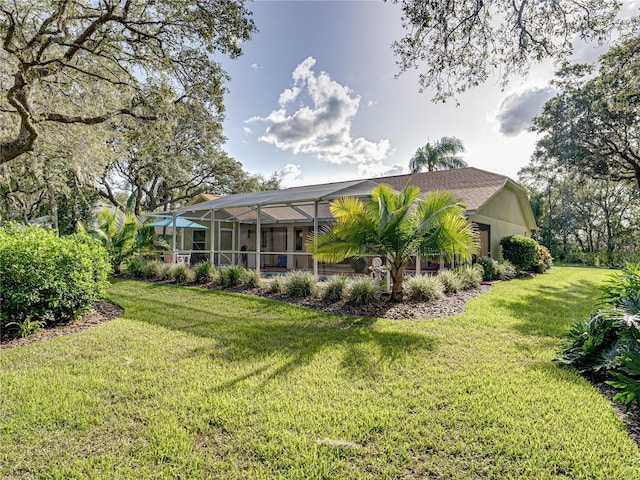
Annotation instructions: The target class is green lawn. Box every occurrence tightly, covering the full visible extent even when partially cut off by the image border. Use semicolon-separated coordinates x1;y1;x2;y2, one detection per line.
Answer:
1;267;639;479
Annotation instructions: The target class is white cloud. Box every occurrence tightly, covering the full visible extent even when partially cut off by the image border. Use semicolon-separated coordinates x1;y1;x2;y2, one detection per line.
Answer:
250;63;260;71
243;126;252;135
278;163;303;187
494;86;558;136
248;56;391;173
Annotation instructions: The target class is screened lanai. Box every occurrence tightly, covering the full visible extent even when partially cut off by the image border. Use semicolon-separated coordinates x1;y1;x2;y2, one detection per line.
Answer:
167;179;385;276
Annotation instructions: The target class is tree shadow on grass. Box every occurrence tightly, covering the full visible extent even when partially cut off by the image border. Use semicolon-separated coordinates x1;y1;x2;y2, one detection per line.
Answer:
490;277;602;338
108;282;437;389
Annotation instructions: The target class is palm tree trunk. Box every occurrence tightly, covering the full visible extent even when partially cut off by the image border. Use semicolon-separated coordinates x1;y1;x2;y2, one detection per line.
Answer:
390;266;405;302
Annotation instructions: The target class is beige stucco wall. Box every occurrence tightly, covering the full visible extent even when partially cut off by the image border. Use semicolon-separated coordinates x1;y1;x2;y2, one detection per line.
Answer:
469;185;535;259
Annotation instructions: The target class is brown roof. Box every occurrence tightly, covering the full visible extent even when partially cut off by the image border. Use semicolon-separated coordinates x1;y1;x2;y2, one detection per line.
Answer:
371;167;511;211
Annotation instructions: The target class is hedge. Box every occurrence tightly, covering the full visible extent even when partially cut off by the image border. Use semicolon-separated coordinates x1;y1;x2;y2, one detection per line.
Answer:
0;224;111;334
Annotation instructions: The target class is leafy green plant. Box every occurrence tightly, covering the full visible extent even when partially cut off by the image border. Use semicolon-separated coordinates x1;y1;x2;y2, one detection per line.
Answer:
346;277;380;305
608;350;640;411
437;269;463;294
284;271;318;298
6;316;46;339
218;266;245;288
405;274;444;301
170;263;194;284
89;207;159;274
601;263;640;307
125;258;144;277
266;276;284;294
457;265;483;289
536;245;553;270
476;256;498;276
0;224;110;333
495;260;517;280
556;298;640;378
310;184;477;302
239;268;261;289
500;235;539;270
139;260;162;279
194;261;216;284
322;276;348;303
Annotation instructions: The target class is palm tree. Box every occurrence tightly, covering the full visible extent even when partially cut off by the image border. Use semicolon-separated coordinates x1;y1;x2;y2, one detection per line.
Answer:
91;207;157;273
410;136;467;173
309;184;478;302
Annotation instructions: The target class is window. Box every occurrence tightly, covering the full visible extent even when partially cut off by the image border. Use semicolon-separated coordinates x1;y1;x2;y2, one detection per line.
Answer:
192;230;206;251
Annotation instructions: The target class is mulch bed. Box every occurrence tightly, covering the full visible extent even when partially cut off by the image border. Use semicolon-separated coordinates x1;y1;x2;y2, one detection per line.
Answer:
0;300;123;350
1;281;639;450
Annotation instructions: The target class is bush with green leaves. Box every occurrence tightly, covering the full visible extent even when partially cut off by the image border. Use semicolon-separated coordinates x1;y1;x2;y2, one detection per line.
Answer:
322;276;348;303
137;260;161;279
217;265;245;288
601;263;640;307
347;277;380;305
125;258;144;277
457;265;483;290
476;256;498;276
500;235;539;270
284;270;318;298
266;275;284;294
239;268;261;289
608;350;640;411
405;274;444;301
0;224;111;335
494;260;517;280
169;263;194;283
557;292;640;379
437;269;463;294
194;261;216;284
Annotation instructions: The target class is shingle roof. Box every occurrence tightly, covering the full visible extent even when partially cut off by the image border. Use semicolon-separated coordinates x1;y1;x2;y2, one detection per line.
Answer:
370;167;510;211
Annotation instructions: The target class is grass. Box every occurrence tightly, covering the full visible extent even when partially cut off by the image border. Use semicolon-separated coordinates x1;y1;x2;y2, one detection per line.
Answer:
1;267;639;478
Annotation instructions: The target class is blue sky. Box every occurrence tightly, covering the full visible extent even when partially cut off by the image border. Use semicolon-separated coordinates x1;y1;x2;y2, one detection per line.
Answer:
219;0;636;187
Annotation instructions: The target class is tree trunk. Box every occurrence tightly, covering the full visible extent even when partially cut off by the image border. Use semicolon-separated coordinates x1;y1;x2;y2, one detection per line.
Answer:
390;266;405;302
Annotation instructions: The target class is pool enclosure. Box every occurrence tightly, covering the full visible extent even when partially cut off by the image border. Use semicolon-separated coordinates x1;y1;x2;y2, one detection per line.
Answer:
149;179;446;276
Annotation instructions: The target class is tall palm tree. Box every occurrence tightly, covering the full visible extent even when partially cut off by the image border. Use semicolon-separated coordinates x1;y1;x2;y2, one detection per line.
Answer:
410;136;467;173
309;184;478;302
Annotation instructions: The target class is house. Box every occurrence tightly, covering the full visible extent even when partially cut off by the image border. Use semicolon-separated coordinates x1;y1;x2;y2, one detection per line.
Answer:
162;167;537;274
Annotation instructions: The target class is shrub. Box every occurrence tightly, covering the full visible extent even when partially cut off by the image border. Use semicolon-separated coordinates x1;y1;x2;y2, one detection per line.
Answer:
477;256;498;276
218;265;245;288
284;270;318;298
500;235;539;270
601;263;640;307
608;350;640;411
155;262;173;281
457;265;483;290
125;258;144;277
556;295;640;379
239;268;261;289
194;261;216;284
438;269;464;294
347;277;380;305
322;276;348;303
0;224;111;334
170;263;194;283
266;275;284;294
139;260;162;279
405;275;444;301
536;245;553;270
495;260;517;280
